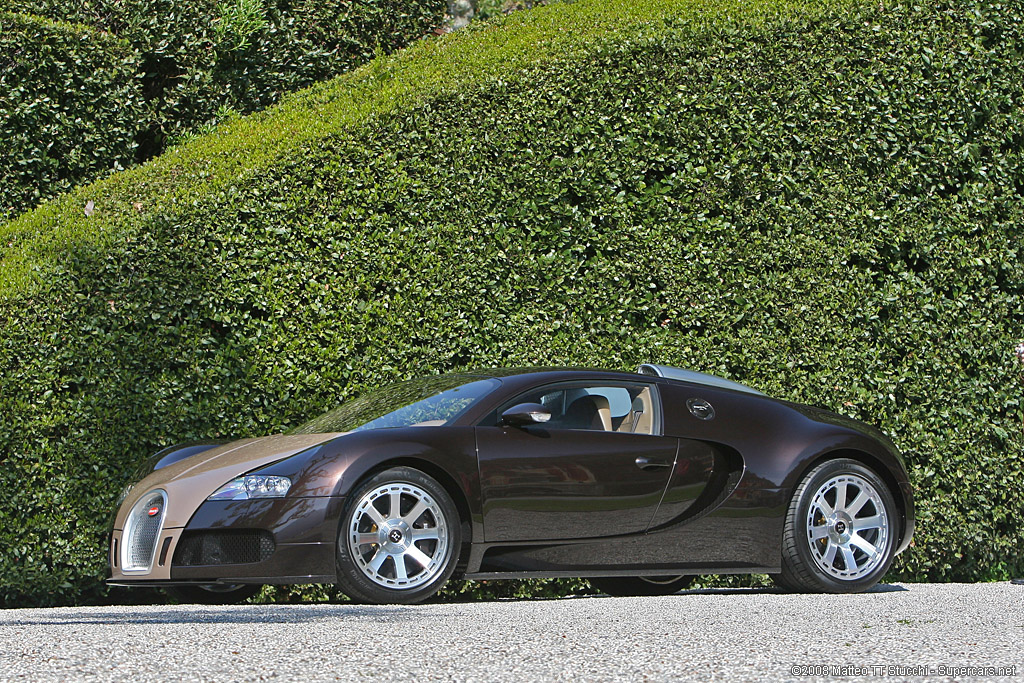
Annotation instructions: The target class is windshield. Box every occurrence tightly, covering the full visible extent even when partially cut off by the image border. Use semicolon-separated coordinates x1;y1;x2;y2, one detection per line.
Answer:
291;375;501;434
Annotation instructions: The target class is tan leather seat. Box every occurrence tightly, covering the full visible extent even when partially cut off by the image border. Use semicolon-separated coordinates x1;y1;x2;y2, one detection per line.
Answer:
563;395;612;431
591;395;612;431
617;388;653;434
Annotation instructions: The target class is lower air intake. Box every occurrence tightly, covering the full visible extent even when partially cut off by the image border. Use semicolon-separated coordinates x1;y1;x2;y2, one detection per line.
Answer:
173;530;275;566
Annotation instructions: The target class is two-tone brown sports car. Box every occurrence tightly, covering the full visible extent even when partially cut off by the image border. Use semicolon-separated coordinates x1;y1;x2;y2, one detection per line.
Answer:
108;365;914;604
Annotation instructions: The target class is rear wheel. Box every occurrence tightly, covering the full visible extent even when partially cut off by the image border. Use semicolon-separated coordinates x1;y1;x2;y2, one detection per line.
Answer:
589;575;695;597
336;467;461;604
165;584;261;605
776;458;898;593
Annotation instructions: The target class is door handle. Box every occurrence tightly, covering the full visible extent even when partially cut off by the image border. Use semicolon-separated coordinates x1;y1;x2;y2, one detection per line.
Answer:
635;456;671;470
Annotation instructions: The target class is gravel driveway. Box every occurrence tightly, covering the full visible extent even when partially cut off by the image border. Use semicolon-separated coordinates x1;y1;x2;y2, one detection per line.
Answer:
1;583;1021;681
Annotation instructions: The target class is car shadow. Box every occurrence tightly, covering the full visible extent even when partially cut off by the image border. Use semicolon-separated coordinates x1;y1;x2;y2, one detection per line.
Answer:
0;603;413;626
679;582;909;596
583;582;910;597
0;584;912;625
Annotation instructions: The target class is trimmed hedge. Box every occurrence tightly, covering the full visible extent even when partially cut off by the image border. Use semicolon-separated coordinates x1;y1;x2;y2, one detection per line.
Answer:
7;0;448;135
0;13;147;222
1;0;1022;607
1;0;446;219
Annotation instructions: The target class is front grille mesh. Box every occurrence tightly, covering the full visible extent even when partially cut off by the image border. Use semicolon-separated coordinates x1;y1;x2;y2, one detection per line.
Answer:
173;530;275;566
123;491;166;571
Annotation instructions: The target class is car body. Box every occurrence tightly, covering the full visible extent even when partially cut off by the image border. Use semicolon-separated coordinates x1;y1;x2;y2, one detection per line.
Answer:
108;365;914;603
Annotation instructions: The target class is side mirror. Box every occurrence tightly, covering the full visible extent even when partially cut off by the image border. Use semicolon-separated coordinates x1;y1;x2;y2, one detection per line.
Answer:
500;403;552;427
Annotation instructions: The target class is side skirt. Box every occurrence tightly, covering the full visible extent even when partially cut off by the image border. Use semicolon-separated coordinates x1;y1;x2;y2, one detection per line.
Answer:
107;575;336;587
464;566;780;580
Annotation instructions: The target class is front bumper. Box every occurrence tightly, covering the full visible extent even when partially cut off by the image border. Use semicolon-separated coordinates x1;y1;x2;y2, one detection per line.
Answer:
109;495;345;586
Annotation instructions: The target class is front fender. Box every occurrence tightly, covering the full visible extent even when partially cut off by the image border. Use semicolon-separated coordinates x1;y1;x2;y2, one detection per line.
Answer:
778;434;915;555
257;427;479;503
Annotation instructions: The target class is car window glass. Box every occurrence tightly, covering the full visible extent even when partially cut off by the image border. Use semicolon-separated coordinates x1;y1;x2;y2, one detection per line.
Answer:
581;387;632;417
292;377;501;433
506;384;656;435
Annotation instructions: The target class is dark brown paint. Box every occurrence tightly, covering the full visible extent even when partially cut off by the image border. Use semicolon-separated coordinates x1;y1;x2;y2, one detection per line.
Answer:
475;427;682;542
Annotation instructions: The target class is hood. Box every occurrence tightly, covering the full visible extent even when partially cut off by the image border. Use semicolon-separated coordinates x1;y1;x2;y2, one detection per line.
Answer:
113;432;343;530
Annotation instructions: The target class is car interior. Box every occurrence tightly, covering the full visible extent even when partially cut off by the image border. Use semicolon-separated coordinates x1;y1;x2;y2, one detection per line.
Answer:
528;385;655;435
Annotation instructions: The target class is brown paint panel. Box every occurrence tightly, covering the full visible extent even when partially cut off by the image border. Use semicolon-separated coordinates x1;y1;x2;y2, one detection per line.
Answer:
646;439;719;528
184;496;345;546
109;528;183;582
472;497;787;573
110;433;342;583
113;433;343;531
476;427;683;542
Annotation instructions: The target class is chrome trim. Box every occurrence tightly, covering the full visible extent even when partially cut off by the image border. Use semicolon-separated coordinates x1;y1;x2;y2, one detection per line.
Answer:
120;489;168;574
638;364;765;396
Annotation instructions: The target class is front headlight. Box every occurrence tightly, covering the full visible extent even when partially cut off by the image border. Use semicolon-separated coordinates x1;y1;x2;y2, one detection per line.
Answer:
208;475;292;500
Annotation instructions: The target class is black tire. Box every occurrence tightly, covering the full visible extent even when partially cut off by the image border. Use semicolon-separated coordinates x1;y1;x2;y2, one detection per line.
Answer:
165;584;262;605
589;575;695;597
777;458;899;593
768;572;801;592
336;467;461;604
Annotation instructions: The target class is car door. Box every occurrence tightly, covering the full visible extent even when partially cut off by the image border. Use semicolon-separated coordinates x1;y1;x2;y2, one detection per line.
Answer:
475;381;679;543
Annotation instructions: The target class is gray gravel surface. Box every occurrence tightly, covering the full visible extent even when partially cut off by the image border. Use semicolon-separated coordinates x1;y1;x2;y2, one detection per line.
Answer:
1;583;1021;682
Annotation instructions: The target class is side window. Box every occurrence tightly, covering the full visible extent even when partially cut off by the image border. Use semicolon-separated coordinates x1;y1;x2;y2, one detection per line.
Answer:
505;384;657;435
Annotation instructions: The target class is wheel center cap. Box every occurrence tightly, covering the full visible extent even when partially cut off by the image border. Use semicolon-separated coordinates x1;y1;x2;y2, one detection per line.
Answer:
388;529;403;543
828;512;853;542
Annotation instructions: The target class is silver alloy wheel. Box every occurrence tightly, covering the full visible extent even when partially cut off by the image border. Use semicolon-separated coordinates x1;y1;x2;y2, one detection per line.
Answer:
806;473;890;580
347;482;449;590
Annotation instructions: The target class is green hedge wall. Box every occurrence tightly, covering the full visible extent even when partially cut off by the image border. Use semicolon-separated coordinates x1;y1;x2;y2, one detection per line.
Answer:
0;13;147;222
7;0;447;136
0;0;1022;607
1;0;446;219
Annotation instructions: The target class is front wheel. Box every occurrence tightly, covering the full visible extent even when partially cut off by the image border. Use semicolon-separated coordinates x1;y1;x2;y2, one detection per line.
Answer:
775;458;899;593
589;575;695;597
336;467;461;604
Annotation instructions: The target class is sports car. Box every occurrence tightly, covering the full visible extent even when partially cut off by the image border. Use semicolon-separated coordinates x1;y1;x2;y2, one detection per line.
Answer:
108;365;914;604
